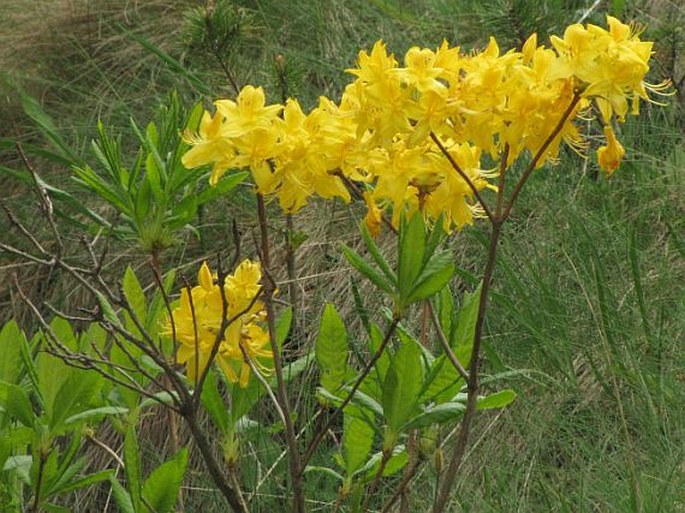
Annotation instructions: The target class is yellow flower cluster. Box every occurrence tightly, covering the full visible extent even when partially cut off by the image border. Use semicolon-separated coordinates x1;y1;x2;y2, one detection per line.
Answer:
183;16;667;232
162;260;272;388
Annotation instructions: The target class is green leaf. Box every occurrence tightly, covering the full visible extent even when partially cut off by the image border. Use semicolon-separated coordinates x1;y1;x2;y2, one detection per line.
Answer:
356;445;408;481
420;354;466;405
316;304;348;393
21;333;41;405
138;391;178;410
424;213;445;261
201;371;231;434
406;251;455;304
46;451;85;498
3;455;33;485
64;406;128;426
0;381;35;427
73;164;131;215
452;283;482;352
436;285;455;342
342;245;395;295
96;291;122;328
124;428;143;513
37;318;77;420
275;306;293;351
397;212;426;301
360;224;397;285
50;366;100;431
402;401;466;430
145;152;164;202
418;285;481;404
196;171;248;204
303;466;344;482
134;178;152;224
0;321;26;384
382;336;423;436
94;121;123;184
368;323;390;388
123;267;147;323
109;475;136;513
340;387;384;417
20;92;81;165
344;405;375;476
142;448;188;513
477;389;517;410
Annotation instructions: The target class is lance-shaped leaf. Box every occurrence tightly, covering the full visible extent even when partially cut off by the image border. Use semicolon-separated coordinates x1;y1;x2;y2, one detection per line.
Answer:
343;405;375;476
123;267;147;325
356;445;408;481
452;283;482;352
420;283;482;404
477;389;517;410
0;320;26;385
142;448;189;513
359;224;397;285
124;428;143;513
397;212;426;302
109;476;135;513
342;245;395;295
316;304;348;393
50;370;101;432
0;381;34;427
382;336;423;439
201;370;231;434
401;401;467;431
406;251;455;304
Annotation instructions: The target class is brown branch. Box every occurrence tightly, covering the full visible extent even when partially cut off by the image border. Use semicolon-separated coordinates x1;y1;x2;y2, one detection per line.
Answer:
427;301;469;382
185;412;249;513
431;219;503;513
256;193;306;513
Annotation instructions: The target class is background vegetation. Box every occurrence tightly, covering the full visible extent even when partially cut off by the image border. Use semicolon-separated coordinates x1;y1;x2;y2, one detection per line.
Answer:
1;0;683;511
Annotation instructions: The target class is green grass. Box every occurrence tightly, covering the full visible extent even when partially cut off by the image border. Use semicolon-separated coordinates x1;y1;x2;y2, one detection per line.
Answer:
1;0;683;511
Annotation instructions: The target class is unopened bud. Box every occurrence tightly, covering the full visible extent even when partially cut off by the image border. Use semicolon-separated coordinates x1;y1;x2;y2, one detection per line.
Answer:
433;448;444;474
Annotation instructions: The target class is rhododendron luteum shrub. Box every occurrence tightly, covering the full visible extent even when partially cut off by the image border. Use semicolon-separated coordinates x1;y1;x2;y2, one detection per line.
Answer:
183;16;669;236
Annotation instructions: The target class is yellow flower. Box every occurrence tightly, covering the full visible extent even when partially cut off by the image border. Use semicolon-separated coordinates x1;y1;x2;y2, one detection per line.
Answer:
362;191;383;237
596;125;625;175
181;19;667;230
551;16;671;123
394;47;445;94
162;260;272;387
182;110;236;185
214;85;283;138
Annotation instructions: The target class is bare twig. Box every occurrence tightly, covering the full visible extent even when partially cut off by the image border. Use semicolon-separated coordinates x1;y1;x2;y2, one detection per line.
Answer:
2;204;48;255
427;301;469;382
0;242;53;266
15;140;64;256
